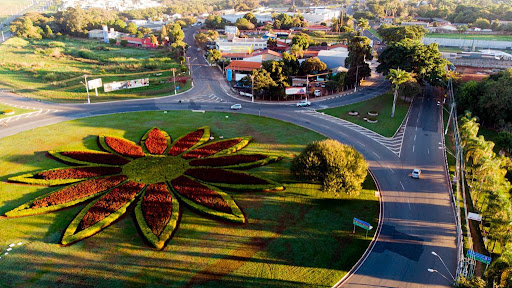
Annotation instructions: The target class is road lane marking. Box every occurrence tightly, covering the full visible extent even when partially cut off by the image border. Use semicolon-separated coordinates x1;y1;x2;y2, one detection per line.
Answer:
387;165;394;173
400;181;405;191
372;151;381;159
428;148;430;154
413;145;415;152
356;140;366;147
414;135;416;141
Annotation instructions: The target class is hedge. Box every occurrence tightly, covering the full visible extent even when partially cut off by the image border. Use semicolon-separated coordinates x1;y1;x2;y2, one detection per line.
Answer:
140;127;171;155
182;136;251;159
4;176;127;217
8;165;122;186
99;135;145;158
169;176;245;223
49;150;130;166
168;126;211;156
185;168;284;191
135;183;180;250
189;154;281;169
61;182;147;245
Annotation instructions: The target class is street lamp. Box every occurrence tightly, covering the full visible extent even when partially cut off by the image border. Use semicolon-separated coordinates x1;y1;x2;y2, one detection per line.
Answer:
431;251;456;281
250;74;254;103
427;268;453;284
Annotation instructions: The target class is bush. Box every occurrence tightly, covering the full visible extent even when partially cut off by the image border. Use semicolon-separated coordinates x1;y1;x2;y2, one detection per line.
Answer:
2;109;14;115
120;39;128;47
109;38;117;45
291;139;368;195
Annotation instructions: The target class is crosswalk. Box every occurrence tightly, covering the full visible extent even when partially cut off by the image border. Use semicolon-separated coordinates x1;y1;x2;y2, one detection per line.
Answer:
187;94;225;103
296;109;408;157
0;102;60;125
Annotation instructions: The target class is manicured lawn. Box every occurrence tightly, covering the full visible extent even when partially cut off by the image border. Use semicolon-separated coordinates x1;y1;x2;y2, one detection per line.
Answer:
368;28;381;40
426;33;512;41
319;92;411;137
0;103;35;119
0;37;190;102
0;111;379;287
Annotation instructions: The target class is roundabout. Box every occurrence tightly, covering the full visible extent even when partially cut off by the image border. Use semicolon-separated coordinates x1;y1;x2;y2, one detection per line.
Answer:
0;26;458;288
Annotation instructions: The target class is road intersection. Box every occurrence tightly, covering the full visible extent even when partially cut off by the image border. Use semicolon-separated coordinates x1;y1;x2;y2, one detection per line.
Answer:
0;26;458;288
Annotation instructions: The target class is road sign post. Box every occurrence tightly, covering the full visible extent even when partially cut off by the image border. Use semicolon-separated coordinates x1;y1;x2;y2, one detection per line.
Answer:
353;218;373;238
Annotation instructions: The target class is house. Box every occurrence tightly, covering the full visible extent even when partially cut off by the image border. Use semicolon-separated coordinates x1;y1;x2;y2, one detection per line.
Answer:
216;37;267;53
220;52;251;61
225;26;239;36
401;21;429;28
121;37;158;48
317;50;349;70
225;60;262;72
429;23;457;33
128;19;148;26
243;50;283;63
302;25;331;32
89;26;129;42
381;16;395;24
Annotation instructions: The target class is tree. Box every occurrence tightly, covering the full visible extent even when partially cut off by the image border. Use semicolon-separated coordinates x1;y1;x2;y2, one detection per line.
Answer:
44;25;53;38
357;18;370;33
207;49;221;63
290;44;304;58
300;57;327;75
377;24;426;43
243;12;258;25
291;32;311;49
345;36;373;88
251;68;277;96
473;17;491;29
160;25;168;43
168;23;184;42
205;15;226;29
194;32;210;49
377;39;450;85
496;132;512;154
113;19;126;30
386;68;412;117
235;17;255;30
291;139;368;195
126;22;138;35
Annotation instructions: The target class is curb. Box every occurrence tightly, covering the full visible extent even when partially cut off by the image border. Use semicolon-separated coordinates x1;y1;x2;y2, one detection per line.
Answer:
332;168;384;287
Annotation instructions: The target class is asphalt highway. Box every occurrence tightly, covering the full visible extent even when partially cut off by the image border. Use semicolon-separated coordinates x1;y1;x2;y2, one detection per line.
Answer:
0;26;457;288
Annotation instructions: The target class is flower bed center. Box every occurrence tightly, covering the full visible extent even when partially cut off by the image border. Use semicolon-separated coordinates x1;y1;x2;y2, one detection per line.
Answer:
122;155;190;184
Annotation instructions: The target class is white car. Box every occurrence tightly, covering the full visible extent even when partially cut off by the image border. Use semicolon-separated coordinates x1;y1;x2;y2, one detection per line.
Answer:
296;100;311;107
230;104;242;110
411;169;421;179
314;90;322;97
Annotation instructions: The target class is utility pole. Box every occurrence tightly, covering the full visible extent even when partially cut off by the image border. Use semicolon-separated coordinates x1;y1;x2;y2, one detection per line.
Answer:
84;75;90;104
1;31;4;42
186;56;191;76
354;65;359;92
306;74;309;101
172;68;177;95
250;74;254;103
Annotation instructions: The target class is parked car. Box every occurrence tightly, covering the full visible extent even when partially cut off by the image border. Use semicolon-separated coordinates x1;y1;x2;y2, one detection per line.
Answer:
411;168;421;179
230;104;242;110
321;83;326;88
315;83;321;87
314;90;322;97
296;100;311;107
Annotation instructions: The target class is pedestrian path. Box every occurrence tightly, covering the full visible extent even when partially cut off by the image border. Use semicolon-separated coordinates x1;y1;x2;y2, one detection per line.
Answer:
187;94;225;103
296;110;407;157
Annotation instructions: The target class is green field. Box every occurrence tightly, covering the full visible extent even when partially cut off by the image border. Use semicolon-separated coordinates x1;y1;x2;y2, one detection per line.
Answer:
0;37;191;102
426;33;512;41
0;111;379;287
319;92;411;137
0;103;35;119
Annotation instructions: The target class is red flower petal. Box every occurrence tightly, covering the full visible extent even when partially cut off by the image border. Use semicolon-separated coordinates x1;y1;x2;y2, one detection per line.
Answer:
182;138;243;159
189;154;267;167
58;151;130;165
141;183;174;236
171;175;231;213
102;136;145;158
32;175;127;208
168;128;207;156
78;181;145;231
36;166;122;180
143;128;169;155
185;168;269;185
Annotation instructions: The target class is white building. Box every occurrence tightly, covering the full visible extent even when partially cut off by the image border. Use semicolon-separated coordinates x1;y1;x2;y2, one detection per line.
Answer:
225;26;239;35
216;37;268;53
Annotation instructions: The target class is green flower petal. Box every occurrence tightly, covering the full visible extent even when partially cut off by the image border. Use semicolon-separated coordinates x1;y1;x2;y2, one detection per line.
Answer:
170;175;245;223
135;182;180;250
61;181;146;245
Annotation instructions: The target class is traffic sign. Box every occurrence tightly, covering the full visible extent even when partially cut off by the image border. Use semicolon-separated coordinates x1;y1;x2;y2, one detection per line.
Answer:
353;218;373;231
466;250;491;265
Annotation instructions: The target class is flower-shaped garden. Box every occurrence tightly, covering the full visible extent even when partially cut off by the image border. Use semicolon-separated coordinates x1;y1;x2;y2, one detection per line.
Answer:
4;126;283;249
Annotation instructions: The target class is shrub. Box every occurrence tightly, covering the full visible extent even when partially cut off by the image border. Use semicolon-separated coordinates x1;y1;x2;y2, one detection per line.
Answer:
101;136;145;158
109;38;117;45
185;168;269;184
54;151;130;165
120;39;128;47
291;139;368;195
171;175;231;213
189;154;267;167
141;183;174;236
2;109;14;115
142;128;169;154
47;41;66;48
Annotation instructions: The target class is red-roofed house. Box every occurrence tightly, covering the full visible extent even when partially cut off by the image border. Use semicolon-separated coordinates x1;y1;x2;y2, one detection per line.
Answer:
225;60;262;72
121;37;158;48
302;50;320;58
221;52;251;61
302;25;331;32
243;50;283;63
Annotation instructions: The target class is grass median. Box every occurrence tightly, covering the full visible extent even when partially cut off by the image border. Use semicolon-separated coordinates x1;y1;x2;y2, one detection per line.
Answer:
319;91;411;137
0;103;35;119
0;111;379;287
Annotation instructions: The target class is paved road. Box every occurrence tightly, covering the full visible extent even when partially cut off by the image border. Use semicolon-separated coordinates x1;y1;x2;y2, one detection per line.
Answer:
0;26;457;288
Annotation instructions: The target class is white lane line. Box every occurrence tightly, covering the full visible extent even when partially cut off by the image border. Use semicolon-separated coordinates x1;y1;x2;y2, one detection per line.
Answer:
428;148;430;154
356;140;366;147
408;199;411;210
412;145;415;152
400;181;405;191
387;165;394;173
414;135;416;141
415;126;418;131
372;151;381;159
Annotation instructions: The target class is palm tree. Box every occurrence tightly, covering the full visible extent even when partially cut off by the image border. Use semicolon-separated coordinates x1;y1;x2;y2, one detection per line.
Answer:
357;19;370;34
386;68;412;117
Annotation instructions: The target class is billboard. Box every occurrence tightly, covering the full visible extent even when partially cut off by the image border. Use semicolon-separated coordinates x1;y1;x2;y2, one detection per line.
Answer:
87;78;102;90
104;78;149;92
285;87;307;95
